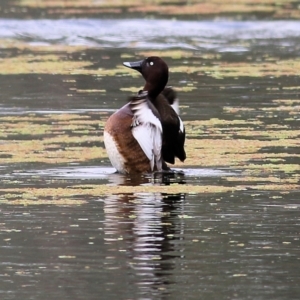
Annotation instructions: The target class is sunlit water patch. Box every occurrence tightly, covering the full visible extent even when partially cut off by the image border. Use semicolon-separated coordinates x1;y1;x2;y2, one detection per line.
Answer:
10;166;235;181
13;166;115;179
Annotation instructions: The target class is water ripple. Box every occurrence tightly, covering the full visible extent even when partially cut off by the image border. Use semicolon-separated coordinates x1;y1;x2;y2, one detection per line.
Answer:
1;19;300;51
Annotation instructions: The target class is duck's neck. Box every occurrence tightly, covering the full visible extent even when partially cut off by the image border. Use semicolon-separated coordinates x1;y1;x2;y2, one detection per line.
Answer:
143;80;166;100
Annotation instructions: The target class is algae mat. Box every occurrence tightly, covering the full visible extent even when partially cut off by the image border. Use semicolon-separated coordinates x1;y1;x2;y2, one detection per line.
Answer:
1;0;300;19
0;34;299;206
0;92;299;205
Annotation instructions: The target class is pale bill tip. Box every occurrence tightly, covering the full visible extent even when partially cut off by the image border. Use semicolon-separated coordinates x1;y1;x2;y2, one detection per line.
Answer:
123;62;131;67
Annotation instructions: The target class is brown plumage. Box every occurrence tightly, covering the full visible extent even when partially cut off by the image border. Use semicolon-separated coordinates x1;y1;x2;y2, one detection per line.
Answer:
104;104;152;173
104;56;186;174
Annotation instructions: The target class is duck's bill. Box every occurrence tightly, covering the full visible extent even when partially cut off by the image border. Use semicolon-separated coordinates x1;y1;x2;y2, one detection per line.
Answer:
123;59;144;73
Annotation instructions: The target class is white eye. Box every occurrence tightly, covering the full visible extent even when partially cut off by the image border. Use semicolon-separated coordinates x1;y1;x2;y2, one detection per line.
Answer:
149;61;154;66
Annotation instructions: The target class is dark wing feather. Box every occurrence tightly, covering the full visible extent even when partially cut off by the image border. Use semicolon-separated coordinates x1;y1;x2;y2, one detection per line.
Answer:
155;90;186;164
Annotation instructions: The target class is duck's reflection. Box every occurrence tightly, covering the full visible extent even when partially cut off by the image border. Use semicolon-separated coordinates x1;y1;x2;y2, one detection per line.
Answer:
107;169;186;186
104;173;185;298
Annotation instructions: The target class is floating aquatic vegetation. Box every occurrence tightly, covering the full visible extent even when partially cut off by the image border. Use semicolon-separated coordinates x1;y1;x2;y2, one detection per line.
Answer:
0;33;299;202
13;0;300;19
172;59;300;79
0;89;298;193
0;113;107;164
120;87;140;93
137;50;194;60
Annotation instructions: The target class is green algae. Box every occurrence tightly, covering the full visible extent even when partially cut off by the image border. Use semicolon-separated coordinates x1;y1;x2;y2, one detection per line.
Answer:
172;59;300;78
13;0;300;19
0;113;107;164
175;95;299;183
0;53;93;75
0;33;299;203
1;180;298;207
120;87;140;93
0;92;299;190
1;39;300;83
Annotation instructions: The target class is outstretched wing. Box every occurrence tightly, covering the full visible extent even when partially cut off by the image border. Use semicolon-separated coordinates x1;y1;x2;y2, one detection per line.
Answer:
129;94;163;171
157;88;186;164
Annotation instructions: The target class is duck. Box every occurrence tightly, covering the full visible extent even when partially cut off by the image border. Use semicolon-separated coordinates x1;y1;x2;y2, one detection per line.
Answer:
104;56;186;174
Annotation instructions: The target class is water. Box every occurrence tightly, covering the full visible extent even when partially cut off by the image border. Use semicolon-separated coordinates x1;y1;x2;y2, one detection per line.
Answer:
0;14;299;300
1;19;300;50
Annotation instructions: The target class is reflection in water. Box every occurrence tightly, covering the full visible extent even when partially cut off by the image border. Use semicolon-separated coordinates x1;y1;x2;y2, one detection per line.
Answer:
107;170;187;186
104;187;185;298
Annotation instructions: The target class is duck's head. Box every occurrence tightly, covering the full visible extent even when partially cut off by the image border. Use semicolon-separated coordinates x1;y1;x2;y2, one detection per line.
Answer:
123;57;169;98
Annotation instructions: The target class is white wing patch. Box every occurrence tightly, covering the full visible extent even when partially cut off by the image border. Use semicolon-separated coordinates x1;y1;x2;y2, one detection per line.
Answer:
131;98;162;171
169;97;184;133
171;97;180;115
103;131;126;174
178;116;184;133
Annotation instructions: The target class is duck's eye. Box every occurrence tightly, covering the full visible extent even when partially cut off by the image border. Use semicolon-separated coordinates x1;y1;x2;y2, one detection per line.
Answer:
149;61;154;66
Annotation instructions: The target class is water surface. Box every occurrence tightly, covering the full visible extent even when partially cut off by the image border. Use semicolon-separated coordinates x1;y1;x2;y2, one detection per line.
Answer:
1;19;300;50
0;16;299;300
